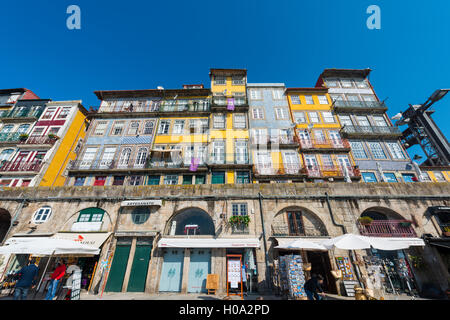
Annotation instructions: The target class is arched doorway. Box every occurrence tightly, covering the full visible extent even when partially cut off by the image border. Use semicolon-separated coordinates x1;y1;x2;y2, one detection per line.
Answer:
0;209;11;243
167;207;215;236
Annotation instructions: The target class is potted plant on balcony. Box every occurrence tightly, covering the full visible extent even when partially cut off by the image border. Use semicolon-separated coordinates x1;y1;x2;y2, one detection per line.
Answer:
229;215;251;227
358;216;373;226
19;133;29;142
442;226;450;237
48;133;59;140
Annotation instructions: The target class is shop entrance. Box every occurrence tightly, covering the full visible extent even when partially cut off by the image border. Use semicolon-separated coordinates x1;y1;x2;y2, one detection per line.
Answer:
159;249;184;292
0;209;11;243
105;239;132;292
306;251;337;294
127;239;153;292
225;248;258;294
187;249;211;293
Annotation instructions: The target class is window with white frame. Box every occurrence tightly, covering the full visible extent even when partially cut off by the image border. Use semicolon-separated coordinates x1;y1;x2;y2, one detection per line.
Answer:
158;120;170;134
214;76;226;85
173;120;185;134
339;115;353;127
143;121;154;135
232;203;248;216
290;95;301;105
250;90;262;100
127;121;140;135
164;175;179;185
304;95;314;105
318;95;329;105
252;107;264;119
275;107;288;120
309;112;320;123
234;114;246;129
386;142;405;159
321;154;334;168
330;94;344;102
354;78;369;88
325;79;339;87
373;116;387;127
356;116;370;127
213;114;225;129
272;89;284;100
322;112;335;123
111;121;125;136
57;107;72;119
294;112;306;123
235;140;248;164
32;206;52;224
94;121;108;136
350;141;367;159
368;142;387;159
232;76;245;85
340;79;353;88
41;107;57;120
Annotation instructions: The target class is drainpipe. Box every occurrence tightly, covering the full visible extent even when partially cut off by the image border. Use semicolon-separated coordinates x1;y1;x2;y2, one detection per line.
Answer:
258;192;272;292
1;199;26;246
325;192;365;289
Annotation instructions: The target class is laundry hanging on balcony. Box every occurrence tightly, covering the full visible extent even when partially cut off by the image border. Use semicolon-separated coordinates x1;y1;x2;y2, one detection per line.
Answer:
227;98;235;111
190;157;200;172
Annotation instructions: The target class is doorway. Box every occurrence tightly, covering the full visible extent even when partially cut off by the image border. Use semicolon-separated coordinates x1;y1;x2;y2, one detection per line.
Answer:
159;249;184;292
105;239;132;292
306;251;337;294
187;249;211;293
127;238;153;292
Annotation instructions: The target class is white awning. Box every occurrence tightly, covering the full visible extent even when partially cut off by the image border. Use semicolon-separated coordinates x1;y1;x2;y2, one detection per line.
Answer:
368;237;425;250
158;238;260;248
51;232;112;249
275;238;328;251
275;237;330;249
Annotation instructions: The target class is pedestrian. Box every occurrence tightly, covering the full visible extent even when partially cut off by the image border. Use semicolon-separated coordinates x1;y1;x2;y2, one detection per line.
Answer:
44;259;67;300
13;258;39;300
304;274;326;301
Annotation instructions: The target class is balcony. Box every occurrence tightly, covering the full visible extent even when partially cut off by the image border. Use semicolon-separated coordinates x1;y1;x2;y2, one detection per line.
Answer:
211;96;248;111
251;135;299;148
231;225;250;235
357;220;417;237
0;160;43;173
0;107;44;122
271;225;328;237
341;125;402;139
253;164;306;177
19;136;58;147
333;100;388;113
299;138;351;152
305;165;361;180
207;153;250;167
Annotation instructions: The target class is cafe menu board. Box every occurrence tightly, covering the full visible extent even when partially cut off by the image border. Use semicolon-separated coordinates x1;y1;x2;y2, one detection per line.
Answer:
227;259;241;288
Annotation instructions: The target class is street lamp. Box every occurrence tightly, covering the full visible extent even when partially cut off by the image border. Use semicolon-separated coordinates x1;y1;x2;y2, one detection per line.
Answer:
429;89;450;103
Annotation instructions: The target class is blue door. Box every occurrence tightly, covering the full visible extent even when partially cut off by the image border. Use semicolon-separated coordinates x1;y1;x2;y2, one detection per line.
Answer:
187;249;211;293
159;249;184;292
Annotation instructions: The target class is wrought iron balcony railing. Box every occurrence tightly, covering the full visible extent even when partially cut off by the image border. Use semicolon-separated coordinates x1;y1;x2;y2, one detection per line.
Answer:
341;125;401;137
251;135;299;146
271;224;328;237
357;220;417;237
0;160;43;173
96;101;210;114
334;100;388;111
19;136;58;146
0;107;44;119
253;164;306;176
299;138;351;151
305;165;361;179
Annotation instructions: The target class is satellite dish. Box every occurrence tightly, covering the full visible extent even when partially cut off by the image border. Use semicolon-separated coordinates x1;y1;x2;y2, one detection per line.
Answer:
157;86;164;90
391;113;402;120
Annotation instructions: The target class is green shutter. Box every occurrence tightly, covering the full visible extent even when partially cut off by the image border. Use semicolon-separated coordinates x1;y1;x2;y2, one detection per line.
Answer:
183;175;193;185
212;172;225;184
195;175;206;185
77;207;105;222
147;175;160;185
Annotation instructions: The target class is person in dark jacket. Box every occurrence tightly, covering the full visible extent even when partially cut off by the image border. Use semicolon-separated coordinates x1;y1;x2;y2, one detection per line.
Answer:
13;258;39;300
304;274;326;300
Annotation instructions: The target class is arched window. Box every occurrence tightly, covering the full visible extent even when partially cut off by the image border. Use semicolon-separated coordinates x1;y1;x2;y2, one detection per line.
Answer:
361;211;387;221
16;124;30;134
32;206;52;224
77;208;105;222
135;148;148;167
0;149;14;162
169;208;215;236
132;207;150;225
118;148;132;167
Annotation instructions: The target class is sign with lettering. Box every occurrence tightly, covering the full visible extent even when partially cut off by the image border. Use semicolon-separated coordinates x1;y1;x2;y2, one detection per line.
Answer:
227;259;241;283
121;200;162;207
70;270;82;300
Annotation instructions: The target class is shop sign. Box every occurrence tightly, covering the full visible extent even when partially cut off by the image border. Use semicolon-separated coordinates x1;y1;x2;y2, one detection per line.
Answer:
121;200;162;207
227;259;241;288
71;270;82;300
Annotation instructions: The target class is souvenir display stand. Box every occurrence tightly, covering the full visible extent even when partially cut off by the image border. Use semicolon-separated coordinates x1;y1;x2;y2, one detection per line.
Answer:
226;254;243;300
278;254;307;300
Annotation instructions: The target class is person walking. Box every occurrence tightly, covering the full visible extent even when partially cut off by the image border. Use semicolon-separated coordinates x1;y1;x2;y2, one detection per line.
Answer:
304;274;326;300
13;258;39;300
44;260;67;300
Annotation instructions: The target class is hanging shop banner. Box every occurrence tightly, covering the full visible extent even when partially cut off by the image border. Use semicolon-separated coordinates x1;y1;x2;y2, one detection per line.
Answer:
121;200;162;207
71;270;82;300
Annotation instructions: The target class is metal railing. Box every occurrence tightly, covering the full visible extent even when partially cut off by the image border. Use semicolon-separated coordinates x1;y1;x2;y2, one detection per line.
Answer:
212;97;248;107
341;125;401;136
271;224;328;237
305;165;361;178
251;135;299;146
299;138;350;150
97;101;210;113
0;107;44;119
334;100;387;110
19;136;58;146
231;225;250;235
357;220;417;237
0;160;43;172
253;164;305;176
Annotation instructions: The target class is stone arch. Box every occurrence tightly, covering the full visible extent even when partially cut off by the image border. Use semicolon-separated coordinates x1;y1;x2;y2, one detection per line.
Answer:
61;206;114;232
0;209;11;243
271;206;328;236
165;207;215;236
361;206;406;221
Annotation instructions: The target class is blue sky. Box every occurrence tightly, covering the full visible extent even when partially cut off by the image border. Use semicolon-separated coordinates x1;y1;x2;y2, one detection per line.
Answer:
1;0;449;160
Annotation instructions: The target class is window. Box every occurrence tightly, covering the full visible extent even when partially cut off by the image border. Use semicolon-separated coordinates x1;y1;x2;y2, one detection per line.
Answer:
132;207;150;225
362;172;378;183
93;176;107;186
158;120;170;134
318;95;329;104
402;173;416;183
321;154;334;169
386;142;405;160
283;152;300;172
48;127;61;136
127;121;140;135
32;207;52;224
211;171;225;184
74;177;86;187
356;116;370;127
111;121;125;136
350;141;367;159
373;116;387;127
234;114;246;128
368;142;387;159
182;175;193;185
272;90;284;100
0;149;14;162
293;112;306;124
17;124;30;134
434;172;446;182
173;120;185;134
129;175;142;186
42;108;56;120
21;180;31;187
287;212;304;236
340;79;353;88
1;125;14;133
135;148;148;167
354;78;368;88
143;121;154;135
213;114;225;129
212;140;225;164
290;95;301;105
57;107;71;119
236;171;250;184
309;112;320;123
250;90;261;100
304;95;314;104
118;148;132;167
339;115;353;127
252;108;264;119
77;208;105;222
147;175;160;185
164;175;179;185
330;94;344;103
112;176;125;186
31;127;44;136
232;76;245;85
94;121;108;136
232;203;248;216
235;140;248;164
322;112;335;123
383;173;398;183
81;147;98;168
214;76;226;85
274;108;288;120
325;79;339;87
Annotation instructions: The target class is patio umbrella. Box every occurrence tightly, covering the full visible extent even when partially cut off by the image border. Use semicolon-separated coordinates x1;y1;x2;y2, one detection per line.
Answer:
321;234;372;250
275;239;328;251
